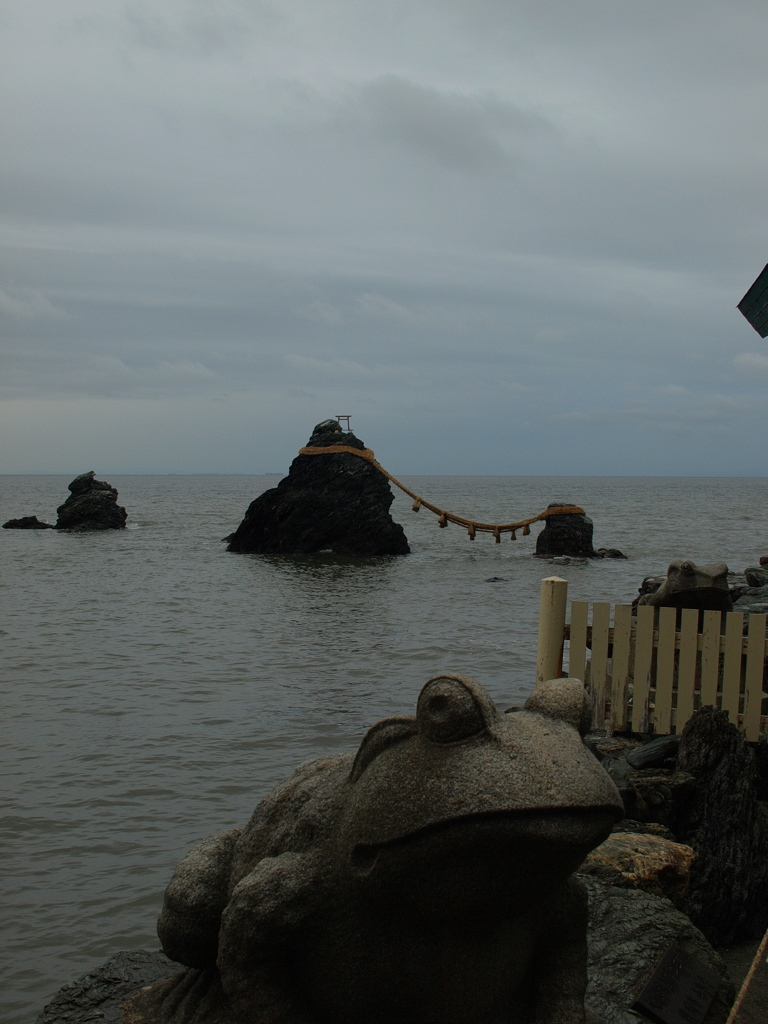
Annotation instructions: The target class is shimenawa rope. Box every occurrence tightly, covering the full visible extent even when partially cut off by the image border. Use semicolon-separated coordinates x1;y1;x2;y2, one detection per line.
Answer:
298;445;584;543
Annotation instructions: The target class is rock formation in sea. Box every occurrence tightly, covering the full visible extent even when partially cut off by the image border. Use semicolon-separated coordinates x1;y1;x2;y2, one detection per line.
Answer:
2;515;54;529
55;472;127;531
535;503;625;559
227;419;409;555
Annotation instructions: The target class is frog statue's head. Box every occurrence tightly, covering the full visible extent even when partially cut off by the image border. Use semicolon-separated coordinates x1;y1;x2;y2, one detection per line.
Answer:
338;674;623;917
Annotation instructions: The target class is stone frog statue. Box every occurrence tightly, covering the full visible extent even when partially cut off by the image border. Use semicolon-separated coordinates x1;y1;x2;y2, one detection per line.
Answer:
128;676;623;1024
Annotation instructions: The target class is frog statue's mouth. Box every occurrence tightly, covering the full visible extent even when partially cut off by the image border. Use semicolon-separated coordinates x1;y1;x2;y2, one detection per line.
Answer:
349;805;617;879
340;675;624;912
347;805;617;918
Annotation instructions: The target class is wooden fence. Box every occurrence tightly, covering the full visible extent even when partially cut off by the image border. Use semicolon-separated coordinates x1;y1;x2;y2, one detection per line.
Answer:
535;577;768;740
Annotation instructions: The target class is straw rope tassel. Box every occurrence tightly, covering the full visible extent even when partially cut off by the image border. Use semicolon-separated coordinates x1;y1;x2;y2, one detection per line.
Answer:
297;445;585;541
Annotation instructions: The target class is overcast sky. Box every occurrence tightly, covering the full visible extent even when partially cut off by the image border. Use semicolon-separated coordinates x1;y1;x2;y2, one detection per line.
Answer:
2;1;768;475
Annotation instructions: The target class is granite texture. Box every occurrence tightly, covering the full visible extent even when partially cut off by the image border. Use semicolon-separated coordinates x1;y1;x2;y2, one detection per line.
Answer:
127;675;623;1024
583;876;733;1024
636;559;733;615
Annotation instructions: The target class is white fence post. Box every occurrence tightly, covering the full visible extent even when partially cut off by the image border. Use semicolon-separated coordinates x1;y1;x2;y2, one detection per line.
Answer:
536;577;568;686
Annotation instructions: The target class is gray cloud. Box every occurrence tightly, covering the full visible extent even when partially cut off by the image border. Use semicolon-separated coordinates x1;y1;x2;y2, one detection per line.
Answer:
1;1;767;473
353;75;549;172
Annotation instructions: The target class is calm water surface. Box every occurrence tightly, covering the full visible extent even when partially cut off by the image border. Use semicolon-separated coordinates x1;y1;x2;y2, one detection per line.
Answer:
2;473;767;1022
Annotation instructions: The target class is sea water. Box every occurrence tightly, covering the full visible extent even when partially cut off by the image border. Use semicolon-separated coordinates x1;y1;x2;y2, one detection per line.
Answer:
2;473;766;1023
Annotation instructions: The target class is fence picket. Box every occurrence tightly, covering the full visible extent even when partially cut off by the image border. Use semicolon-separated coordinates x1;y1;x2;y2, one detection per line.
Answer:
632;605;655;733
699;610;722;708
722;612;745;726
569;602;589;684
654;606;677;734
590;603;611;730
743;613;767;742
610;604;633;732
676;608;699;725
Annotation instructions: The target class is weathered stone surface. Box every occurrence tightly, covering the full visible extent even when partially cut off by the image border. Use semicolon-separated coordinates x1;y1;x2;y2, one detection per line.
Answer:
535;505;598;558
579;831;695;905
128;676;623;1024
35;950;174;1024
227;420;409;555
2;515;54;529
611;818;677;842
636;559;733;616
55;472;127;531
583;876;733;1024
733;583;768;614
672;706;768;945
625;768;696;826
535;507;624;560
625;734;680;770
744;566;768;589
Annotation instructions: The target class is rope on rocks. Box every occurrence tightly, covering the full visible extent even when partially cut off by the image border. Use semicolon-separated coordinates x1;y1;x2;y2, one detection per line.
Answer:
298;445;585;543
725;924;768;1024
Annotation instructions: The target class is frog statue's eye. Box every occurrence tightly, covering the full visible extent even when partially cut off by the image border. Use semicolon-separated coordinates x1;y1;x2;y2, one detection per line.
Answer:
416;675;499;744
349;717;418;782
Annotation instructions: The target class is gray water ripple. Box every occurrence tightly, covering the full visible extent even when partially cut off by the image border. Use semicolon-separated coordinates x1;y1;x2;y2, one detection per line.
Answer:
3;473;768;1022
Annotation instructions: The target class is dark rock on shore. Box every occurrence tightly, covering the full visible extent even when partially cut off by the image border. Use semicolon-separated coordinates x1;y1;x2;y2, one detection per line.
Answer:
2;515;54;529
583;876;733;1024
535;504;625;559
227;420;409;555
55;472;127;531
36;950;174;1024
733;584;768;614
672;707;768;946
745;565;768;589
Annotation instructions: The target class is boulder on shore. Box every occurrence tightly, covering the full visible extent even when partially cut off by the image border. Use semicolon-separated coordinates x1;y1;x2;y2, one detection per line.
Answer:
55;472;127;531
671;706;768;946
227;420;409;555
583;875;733;1024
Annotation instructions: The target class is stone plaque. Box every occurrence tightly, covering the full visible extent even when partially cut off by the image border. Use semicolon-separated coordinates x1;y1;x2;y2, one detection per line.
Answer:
630;942;721;1024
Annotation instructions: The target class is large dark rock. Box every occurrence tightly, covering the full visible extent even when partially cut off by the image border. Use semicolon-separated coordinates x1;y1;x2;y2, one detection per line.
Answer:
671;706;768;945
744;566;768;589
55;472;127;531
35;950;174;1024
535;504;623;559
2;515;54;529
127;676;623;1024
227;420;409;555
582;876;733;1024
733;584;768;614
